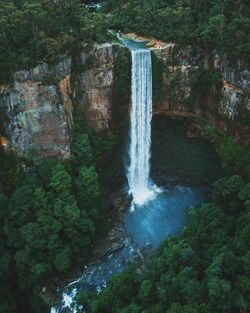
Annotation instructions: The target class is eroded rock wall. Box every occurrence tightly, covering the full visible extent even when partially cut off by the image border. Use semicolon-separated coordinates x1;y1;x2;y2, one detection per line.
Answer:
0;59;72;159
1;38;249;158
71;43;117;132
0;44;125;158
151;44;250;144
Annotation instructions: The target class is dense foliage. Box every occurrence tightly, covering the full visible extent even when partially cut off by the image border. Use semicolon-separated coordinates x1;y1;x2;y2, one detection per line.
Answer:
0;0;110;83
0;113;114;312
75;135;250;313
0;1;249;312
103;0;250;61
202;123;250;180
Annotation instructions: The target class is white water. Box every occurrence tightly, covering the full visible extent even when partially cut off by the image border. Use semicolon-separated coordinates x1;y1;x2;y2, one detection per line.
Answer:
51;288;77;313
128;49;156;207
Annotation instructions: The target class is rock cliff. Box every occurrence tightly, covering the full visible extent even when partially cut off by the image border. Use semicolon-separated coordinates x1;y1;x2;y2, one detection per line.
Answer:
0;44;124;158
0;37;249;159
71;43;117;132
150;43;250;145
0;59;72;159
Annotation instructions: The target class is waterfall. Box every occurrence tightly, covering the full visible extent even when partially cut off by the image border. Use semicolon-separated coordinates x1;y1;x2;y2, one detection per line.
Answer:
128;49;155;207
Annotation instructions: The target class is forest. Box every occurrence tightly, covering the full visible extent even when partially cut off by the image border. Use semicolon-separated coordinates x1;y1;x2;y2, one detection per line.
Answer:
74;128;250;313
1;0;249;83
0;0;250;313
104;0;250;61
0;110;117;312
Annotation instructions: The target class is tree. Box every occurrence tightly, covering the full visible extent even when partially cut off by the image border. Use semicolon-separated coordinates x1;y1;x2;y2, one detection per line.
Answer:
71;134;95;169
212;175;244;213
239;183;250;209
167;303;210;313
76;166;100;206
139;280;155;305
0;0;109;83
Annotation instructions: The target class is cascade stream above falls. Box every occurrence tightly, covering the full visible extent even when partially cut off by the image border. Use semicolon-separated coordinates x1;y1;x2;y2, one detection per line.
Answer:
51;38;222;313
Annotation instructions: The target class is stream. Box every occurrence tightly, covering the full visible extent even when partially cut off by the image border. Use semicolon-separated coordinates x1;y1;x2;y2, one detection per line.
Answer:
51;185;205;313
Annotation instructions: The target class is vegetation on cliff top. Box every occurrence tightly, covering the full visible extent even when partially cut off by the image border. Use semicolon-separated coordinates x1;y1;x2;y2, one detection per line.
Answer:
0;0;110;83
1;0;249;84
103;0;250;61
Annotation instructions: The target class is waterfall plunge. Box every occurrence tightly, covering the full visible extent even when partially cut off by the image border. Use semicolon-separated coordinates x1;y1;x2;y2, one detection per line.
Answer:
128;49;156;207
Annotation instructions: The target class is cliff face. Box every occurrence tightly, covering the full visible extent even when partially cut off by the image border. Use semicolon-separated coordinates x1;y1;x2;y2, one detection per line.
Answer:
0;59;72;159
0;39;249;159
151;44;250;144
72;43;116;132
0;44;123;158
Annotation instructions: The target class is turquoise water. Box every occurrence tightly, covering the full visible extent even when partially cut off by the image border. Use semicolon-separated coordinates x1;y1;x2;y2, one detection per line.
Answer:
52;184;205;312
118;34;148;50
125;186;204;249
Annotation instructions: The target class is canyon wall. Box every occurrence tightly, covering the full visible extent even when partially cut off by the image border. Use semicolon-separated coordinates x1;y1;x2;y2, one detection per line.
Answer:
151;43;250;144
0;59;72;159
0;43;124;158
71;43;117;132
0;39;249;159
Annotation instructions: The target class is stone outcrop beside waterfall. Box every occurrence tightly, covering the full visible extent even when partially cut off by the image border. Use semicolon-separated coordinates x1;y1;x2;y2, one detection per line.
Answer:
71;43;117;132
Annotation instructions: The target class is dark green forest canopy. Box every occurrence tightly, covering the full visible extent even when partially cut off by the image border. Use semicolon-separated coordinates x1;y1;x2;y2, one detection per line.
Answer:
0;114;114;312
0;1;249;312
75;138;250;313
103;0;250;61
0;0;110;82
1;0;250;83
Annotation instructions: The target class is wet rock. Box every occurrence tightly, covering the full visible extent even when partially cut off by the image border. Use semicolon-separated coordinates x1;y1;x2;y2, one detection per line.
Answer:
40;286;59;307
136;248;144;260
92;226;126;258
145;241;153;250
113;196;127;212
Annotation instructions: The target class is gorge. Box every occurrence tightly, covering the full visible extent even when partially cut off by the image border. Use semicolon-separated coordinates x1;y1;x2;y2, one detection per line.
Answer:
50;39;215;313
0;1;250;312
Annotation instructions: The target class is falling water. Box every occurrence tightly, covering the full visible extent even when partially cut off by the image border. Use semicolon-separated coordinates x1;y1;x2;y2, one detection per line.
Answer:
128;49;155;206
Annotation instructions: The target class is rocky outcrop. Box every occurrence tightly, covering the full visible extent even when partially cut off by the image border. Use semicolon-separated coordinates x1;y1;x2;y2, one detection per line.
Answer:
220;79;249;119
0;44;125;158
0;59;72;158
150;42;250;144
125;33;250;134
152;43;250;97
72;43;118;132
1;36;249;158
